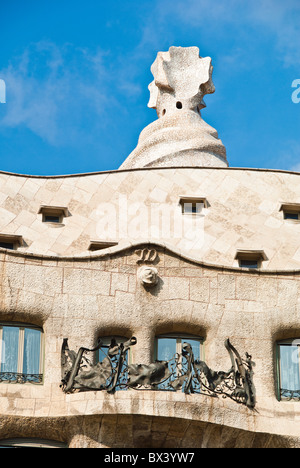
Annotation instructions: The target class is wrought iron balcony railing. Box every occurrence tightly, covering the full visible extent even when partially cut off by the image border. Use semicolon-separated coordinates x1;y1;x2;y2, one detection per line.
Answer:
60;337;256;409
0;372;43;384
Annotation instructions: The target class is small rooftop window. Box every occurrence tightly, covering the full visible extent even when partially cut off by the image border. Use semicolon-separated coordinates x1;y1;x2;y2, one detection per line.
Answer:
239;259;259;269
280;203;300;222
88;240;118;252
179;196;208;214
0;234;23;250
38;205;68;224
235;250;267;269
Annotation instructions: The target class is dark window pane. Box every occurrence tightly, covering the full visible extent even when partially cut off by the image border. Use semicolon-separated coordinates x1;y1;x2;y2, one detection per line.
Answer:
240;260;258;269
0;242;14;249
284;212;299;220
44;215;60;223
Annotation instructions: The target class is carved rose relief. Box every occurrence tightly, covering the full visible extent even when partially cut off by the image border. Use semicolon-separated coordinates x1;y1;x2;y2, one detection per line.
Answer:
137;266;158;287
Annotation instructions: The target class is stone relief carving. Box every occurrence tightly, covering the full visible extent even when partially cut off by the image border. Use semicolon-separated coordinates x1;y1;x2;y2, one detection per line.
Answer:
135;248;159;288
137;265;159;288
135;248;158;264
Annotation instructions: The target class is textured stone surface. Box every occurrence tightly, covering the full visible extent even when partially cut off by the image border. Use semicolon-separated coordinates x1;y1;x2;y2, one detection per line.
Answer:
1;245;300;447
2;168;300;270
0;415;298;448
2;44;299;449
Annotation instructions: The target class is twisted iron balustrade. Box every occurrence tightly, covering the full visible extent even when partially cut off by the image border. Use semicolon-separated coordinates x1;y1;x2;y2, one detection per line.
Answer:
280;389;300;401
0;372;43;384
60;337;255;409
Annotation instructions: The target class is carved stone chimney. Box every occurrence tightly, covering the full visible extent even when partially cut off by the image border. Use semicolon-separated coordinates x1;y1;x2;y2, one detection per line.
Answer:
120;46;228;169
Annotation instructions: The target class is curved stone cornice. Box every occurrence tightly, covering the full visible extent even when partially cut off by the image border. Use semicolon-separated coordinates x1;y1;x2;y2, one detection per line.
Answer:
1;166;300;270
1;165;300;179
2;239;300;276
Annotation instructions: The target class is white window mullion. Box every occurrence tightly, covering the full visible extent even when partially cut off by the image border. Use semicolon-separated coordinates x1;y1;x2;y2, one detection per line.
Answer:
298;345;300;390
18;328;25;374
0;327;3;372
39;332;44;375
176;338;182;375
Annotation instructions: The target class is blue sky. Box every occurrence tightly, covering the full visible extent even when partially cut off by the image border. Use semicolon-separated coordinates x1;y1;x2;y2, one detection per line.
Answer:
0;0;299;175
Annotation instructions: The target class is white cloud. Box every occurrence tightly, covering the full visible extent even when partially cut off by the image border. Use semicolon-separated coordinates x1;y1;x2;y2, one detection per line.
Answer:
0;42;119;145
152;0;300;67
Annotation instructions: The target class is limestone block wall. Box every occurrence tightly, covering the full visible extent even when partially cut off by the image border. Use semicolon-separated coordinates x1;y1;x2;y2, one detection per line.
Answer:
1;243;300;447
1;167;300;270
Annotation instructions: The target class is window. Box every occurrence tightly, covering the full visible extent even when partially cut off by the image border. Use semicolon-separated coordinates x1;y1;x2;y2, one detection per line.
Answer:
97;336;130;362
155;334;204;392
284;212;299;220
280;203;300;222
88;240;118;252
0;234;23;250
38;205;68;224
0;242;14;250
235;250;267;269
277;340;300;401
97;336;130;390
0;324;44;384
179;196;208;215
44;215;61;224
239;259;259;269
155;334;203;362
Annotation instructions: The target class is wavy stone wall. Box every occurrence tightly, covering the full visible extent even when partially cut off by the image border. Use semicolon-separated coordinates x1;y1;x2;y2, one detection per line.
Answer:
1;243;300;447
1;167;300;270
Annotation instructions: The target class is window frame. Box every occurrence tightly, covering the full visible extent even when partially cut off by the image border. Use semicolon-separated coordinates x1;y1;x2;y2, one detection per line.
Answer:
96;335;132;363
154;333;204;363
179;195;208;216
276;339;300;401
154;334;204;392
0;323;44;384
179;196;208;216
38;205;68;225
280;203;300;223
96;335;131;392
235;250;267;270
0;234;23;251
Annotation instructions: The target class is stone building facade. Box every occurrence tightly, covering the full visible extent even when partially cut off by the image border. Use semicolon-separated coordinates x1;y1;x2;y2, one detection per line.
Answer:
1;47;300;448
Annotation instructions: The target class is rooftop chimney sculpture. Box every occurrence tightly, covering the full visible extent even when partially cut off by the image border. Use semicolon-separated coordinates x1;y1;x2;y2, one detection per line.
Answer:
120;46;228;169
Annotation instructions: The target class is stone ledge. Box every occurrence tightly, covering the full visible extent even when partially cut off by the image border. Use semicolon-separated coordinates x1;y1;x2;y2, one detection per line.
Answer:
1;165;300;179
1;386;300;440
2;239;300;276
1;413;299;448
1;391;300;447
